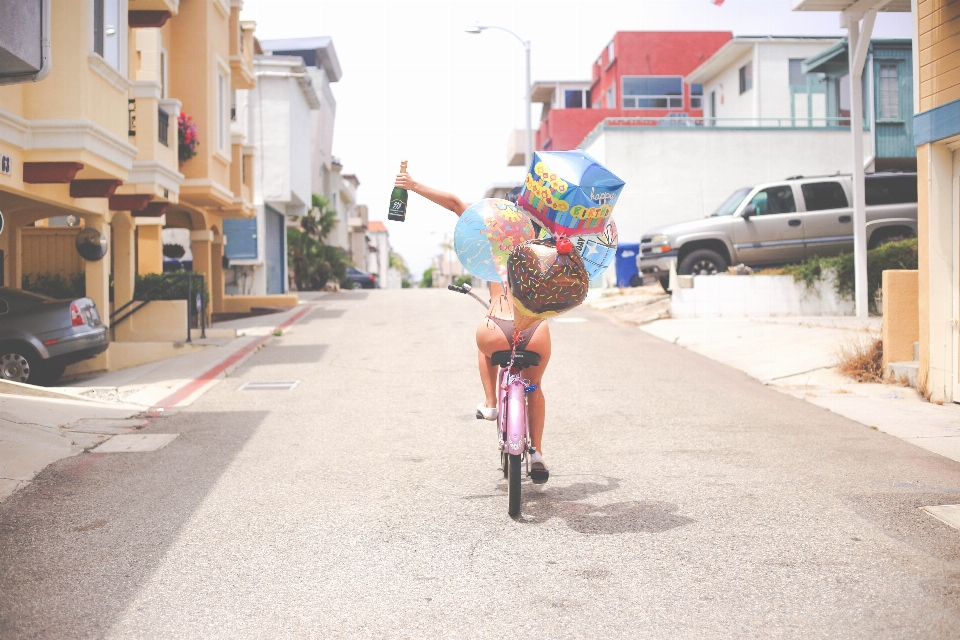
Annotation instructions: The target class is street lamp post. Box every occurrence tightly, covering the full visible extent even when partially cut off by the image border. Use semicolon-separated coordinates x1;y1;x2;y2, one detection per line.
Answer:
465;24;532;170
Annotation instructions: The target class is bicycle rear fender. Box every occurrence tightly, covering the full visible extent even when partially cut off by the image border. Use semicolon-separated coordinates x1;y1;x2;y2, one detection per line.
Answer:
503;377;527;456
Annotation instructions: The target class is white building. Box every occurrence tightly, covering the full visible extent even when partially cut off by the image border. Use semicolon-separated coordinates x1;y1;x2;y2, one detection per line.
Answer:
260;37;348;250
366;220;402;289
578;36;881;244
223;54;319;296
686;36;840;125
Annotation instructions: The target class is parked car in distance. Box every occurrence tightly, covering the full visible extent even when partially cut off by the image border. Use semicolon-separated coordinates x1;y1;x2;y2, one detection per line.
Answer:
656;112;699;127
638;172;918;290
0;288;108;385
346;267;378;289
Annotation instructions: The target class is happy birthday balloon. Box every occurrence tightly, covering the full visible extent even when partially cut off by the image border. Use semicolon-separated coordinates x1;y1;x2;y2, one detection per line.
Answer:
517;150;625;237
508;237;589;323
454;198;536;282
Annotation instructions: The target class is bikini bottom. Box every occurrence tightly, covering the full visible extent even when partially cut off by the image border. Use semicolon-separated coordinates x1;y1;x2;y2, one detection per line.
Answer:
488;316;542;351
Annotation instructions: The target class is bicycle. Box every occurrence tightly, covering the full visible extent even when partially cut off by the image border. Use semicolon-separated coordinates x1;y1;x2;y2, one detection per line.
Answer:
449;283;547;518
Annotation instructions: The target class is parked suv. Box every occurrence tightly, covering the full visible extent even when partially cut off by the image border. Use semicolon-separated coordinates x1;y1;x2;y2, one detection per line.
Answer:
638;172;917;289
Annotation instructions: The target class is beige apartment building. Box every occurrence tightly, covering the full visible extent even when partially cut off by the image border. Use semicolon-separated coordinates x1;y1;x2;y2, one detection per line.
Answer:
0;0;261;372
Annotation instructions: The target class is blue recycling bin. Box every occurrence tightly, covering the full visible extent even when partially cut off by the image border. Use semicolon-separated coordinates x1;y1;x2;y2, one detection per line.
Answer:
615;243;640;288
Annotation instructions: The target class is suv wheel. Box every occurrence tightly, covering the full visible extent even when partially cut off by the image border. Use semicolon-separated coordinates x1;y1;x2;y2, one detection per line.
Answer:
679;249;727;276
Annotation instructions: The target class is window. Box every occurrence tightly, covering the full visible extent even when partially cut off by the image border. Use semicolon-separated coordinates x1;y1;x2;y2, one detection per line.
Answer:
93;0;120;69
218;71;227;151
836;74;851;120
879;64;899;119
865;176;917;205
606;85;615;109
690;84;703;109
160;48;168;98
747;186;796;215
788;59;807;87
801;182;848;211
564;89;587;109
739;62;753;94
607;41;615;64
710;90;716;118
712;187;752;216
621;76;683;109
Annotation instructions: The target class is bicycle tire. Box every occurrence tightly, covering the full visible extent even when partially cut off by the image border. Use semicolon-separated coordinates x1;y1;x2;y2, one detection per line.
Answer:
508;454;522;517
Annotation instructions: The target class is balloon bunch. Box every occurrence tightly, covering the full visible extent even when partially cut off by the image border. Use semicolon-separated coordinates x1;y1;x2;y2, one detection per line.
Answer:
454;150;625;331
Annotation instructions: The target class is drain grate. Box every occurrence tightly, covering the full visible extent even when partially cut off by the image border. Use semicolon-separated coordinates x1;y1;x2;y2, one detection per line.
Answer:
238;380;300;391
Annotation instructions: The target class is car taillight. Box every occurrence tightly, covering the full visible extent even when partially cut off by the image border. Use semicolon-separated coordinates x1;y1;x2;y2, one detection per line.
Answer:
369;275;376;281
70;301;86;326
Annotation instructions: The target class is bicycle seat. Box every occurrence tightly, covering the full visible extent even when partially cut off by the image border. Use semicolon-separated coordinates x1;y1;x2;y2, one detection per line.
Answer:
491;350;541;369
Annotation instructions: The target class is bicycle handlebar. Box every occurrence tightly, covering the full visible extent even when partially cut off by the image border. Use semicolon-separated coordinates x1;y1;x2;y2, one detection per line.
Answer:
448;283;489;307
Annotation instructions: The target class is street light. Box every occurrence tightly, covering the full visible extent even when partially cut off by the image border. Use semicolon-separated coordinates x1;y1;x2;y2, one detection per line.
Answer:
465;23;532;171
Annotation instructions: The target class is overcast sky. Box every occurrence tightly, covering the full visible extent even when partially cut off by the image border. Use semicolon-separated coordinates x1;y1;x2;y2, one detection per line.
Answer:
240;0;911;276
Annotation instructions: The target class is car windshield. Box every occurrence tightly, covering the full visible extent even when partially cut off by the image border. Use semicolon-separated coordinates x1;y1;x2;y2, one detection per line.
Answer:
711;187;752;217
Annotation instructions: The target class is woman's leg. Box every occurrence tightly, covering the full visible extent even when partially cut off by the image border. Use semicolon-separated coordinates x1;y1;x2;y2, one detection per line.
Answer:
478;350;498;408
476;320;510;408
522;323;551;454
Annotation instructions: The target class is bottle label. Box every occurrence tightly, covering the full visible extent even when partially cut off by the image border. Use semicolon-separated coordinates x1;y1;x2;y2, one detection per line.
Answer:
390;199;405;213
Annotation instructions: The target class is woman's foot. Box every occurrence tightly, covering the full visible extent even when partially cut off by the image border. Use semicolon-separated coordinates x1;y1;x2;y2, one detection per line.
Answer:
529;451;549;484
476;402;497;421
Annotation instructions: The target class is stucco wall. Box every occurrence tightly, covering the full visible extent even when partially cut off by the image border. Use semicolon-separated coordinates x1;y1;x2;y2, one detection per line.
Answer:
583;126;865;242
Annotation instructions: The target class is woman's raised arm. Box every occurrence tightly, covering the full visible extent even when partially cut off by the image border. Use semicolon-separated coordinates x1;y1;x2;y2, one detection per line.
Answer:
394;172;467;216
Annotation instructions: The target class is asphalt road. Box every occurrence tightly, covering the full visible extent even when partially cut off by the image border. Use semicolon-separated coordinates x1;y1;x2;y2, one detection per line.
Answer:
2;289;960;638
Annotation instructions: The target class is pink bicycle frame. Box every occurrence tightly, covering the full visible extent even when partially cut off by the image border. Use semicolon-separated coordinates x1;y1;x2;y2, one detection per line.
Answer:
498;367;529;456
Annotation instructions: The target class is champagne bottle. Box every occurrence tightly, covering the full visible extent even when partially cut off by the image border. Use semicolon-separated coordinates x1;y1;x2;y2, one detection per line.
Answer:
388;160;408;222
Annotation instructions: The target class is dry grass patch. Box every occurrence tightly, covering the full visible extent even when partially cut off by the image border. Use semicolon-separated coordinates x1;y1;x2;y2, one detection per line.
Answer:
836;337;884;382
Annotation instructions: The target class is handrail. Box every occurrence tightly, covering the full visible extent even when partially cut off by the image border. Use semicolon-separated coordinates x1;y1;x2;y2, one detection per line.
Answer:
110;272;207;342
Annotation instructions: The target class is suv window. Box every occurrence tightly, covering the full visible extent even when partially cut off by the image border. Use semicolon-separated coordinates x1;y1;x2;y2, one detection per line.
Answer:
865;175;917;205
801;182;848;211
747;186;796;215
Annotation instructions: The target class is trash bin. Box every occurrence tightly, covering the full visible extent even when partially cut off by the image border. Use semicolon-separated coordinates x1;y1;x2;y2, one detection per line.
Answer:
615;243;640;288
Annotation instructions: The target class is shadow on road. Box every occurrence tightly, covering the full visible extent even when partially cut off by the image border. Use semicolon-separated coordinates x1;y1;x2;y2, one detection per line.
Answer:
0;410;267;638
467;476;694;534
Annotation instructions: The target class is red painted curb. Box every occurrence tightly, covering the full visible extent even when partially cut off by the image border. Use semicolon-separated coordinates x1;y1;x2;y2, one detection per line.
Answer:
155;305;314;409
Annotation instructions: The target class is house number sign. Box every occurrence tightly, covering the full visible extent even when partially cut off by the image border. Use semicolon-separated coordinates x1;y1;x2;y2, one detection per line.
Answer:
0;155;10;176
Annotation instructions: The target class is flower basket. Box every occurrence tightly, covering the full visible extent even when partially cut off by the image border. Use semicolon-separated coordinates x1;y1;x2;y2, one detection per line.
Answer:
178;113;199;166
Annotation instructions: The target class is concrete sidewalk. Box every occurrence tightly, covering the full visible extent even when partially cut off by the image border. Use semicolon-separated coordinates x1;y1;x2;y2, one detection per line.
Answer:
639;315;960;464
0;298;325;503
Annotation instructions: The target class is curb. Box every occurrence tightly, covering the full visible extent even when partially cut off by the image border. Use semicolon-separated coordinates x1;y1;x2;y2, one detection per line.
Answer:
153;304;315;409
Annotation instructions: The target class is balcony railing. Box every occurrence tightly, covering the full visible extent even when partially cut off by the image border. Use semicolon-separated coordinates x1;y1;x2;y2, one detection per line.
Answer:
602;116;855;129
158;108;170;146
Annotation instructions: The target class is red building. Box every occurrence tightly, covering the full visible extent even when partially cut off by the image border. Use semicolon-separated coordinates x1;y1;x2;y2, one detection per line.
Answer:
515;31;732;162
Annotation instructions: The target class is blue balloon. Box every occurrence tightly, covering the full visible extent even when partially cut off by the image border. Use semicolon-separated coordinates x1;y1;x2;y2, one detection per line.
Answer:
539;218;618;279
454;205;500;282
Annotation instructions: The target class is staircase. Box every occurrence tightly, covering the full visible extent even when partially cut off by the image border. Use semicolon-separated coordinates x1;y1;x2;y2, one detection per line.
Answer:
887;342;919;388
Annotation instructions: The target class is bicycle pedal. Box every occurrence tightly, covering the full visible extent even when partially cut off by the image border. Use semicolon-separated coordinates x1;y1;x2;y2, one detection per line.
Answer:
476;411;484;420
529;469;549;484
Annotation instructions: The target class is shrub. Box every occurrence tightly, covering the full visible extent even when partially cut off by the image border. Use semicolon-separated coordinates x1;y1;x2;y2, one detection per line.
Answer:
453;274;472;287
837;337;884;383
21;272;86;299
134;272;209;312
287;194;351;291
420;267;435;289
781;238;918;313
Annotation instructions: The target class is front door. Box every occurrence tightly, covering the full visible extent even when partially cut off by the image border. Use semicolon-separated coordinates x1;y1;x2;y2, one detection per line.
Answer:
264;205;285;295
732;185;805;266
799;180;853;258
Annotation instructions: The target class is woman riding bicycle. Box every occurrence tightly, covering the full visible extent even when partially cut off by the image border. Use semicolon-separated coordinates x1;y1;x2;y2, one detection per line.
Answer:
393;171;550;480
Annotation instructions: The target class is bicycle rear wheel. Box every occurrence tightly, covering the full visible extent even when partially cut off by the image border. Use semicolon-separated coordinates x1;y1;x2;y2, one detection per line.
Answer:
508;454;522;517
